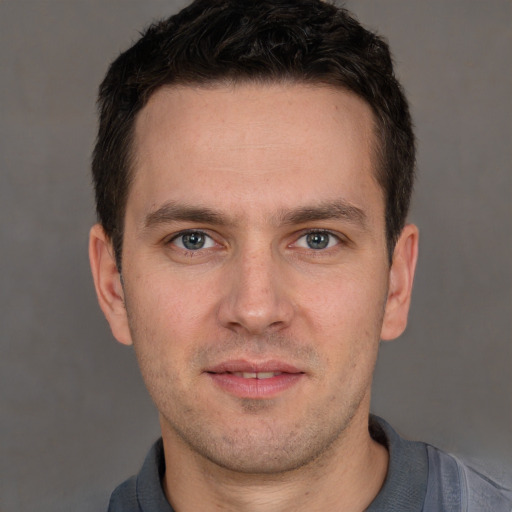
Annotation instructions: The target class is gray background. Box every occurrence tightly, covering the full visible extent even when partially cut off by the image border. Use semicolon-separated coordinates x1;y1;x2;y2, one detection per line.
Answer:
1;1;510;511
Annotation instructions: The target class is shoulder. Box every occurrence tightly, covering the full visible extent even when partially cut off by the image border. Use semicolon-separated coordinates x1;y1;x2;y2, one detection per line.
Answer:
108;475;139;512
424;445;512;512
369;416;512;512
107;438;173;512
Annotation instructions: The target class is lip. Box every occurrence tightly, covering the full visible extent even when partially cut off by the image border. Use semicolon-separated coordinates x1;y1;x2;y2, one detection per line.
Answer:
206;359;303;374
205;359;305;399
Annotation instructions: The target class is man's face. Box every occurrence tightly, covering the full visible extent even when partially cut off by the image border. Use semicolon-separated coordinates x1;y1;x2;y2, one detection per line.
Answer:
92;83;416;473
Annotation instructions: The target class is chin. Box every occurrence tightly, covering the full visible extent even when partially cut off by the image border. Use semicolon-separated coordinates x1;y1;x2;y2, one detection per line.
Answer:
167;412;349;476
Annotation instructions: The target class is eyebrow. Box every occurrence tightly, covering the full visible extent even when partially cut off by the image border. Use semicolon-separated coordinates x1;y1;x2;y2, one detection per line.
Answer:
276;200;367;228
144;201;231;229
143;199;367;230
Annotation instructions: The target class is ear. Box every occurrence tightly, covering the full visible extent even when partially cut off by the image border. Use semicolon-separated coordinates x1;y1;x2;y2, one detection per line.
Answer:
89;224;133;346
380;224;419;341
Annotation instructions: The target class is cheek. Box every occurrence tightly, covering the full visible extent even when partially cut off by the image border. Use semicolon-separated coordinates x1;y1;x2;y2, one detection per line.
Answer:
123;275;201;360
294;266;388;382
128;265;217;324
123;266;232;388
297;267;388;335
123;277;206;406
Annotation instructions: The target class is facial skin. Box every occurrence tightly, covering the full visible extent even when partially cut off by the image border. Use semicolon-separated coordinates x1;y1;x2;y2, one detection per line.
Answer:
90;83;418;511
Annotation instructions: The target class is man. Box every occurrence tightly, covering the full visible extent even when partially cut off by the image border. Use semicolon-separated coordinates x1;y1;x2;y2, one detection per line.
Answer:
88;1;512;510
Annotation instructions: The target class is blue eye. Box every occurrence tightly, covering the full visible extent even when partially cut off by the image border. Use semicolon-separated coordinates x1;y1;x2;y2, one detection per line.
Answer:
172;231;215;251
296;231;339;250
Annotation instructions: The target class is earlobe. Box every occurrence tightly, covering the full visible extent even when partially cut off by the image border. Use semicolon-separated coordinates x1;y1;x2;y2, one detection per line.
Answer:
89;224;133;346
380;224;419;341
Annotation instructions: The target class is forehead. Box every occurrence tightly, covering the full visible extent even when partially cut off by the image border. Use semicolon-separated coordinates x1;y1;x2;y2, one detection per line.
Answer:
129;83;382;223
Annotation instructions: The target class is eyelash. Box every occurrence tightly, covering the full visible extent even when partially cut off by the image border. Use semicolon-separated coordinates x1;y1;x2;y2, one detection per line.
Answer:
293;229;342;250
168;230;217;252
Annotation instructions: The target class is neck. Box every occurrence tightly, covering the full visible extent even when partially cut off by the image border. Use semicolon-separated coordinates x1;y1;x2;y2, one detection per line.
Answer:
160;410;388;512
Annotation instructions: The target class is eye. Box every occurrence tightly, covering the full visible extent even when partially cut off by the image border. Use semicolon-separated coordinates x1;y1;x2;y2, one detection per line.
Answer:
295;231;339;250
171;231;216;251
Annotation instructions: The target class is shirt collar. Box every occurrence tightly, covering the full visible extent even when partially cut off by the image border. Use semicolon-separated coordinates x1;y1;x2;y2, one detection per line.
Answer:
366;415;428;511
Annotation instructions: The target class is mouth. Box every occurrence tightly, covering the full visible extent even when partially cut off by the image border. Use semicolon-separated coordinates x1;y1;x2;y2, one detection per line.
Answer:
205;360;305;399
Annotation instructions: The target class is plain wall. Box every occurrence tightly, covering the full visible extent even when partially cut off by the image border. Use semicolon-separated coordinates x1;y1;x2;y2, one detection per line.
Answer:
1;1;510;510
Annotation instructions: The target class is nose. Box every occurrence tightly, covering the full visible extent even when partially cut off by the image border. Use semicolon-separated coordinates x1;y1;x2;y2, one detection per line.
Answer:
217;247;294;336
